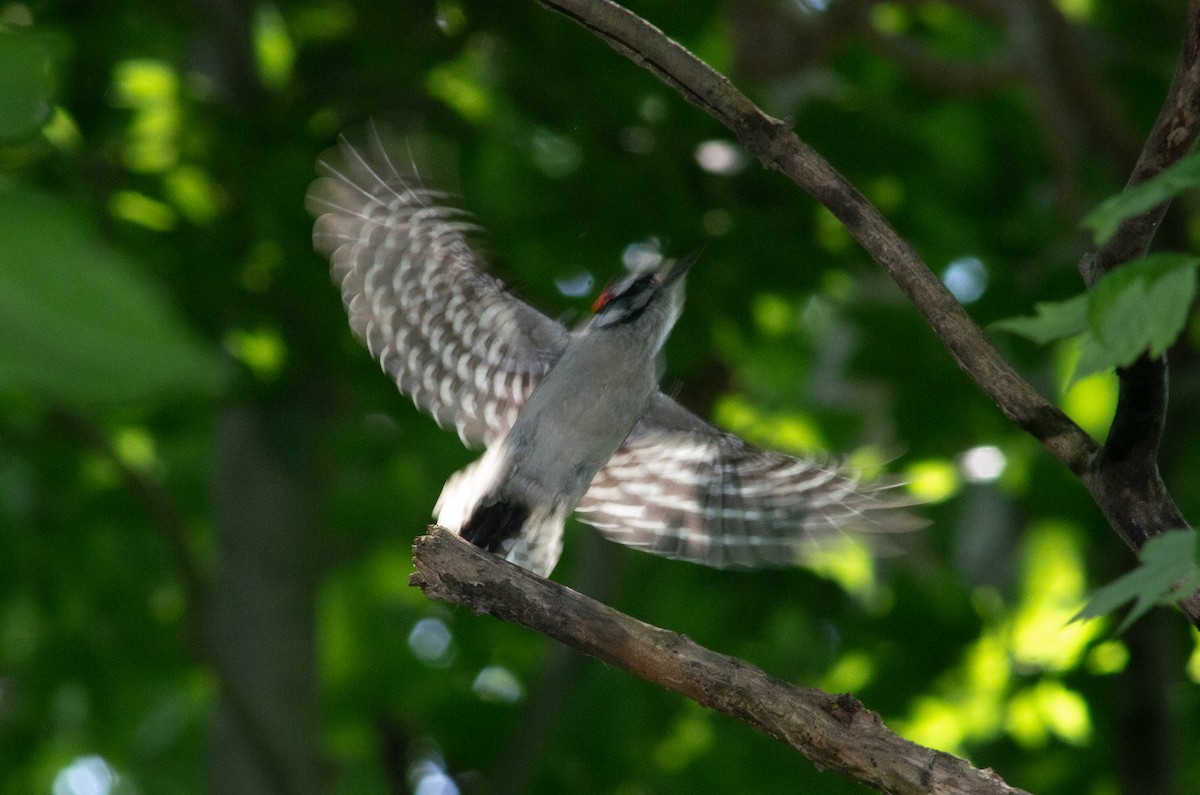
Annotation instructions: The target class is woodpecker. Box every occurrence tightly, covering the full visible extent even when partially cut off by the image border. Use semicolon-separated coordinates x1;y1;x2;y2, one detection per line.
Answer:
308;129;911;577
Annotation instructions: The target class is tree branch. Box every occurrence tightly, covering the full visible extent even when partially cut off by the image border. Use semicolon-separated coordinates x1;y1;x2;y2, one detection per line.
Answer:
411;527;1029;795
1086;0;1200;283
1078;0;1200;620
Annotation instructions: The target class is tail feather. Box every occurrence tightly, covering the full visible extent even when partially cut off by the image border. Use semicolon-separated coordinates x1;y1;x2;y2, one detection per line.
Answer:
461;500;530;553
434;442;567;577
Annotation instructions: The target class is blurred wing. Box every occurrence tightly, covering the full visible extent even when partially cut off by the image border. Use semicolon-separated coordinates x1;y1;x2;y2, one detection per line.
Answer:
307;128;569;447
576;394;913;568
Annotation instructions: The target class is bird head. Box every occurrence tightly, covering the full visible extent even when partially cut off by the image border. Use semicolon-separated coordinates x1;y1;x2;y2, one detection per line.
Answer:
589;253;697;346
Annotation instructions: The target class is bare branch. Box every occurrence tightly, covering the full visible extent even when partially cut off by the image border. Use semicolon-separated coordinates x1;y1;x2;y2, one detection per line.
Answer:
412;527;1030;795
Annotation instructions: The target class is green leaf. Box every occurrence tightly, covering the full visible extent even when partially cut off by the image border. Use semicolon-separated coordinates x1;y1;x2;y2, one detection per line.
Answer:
989;293;1087;344
1074;529;1200;634
1142;258;1197;357
0;183;229;404
1076;253;1199;378
0;31;65;142
1083;152;1200;245
993;254;1199;381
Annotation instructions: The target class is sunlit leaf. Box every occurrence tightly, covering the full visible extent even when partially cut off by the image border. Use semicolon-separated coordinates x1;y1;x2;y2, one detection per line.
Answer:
1084;152;1200;245
1074;529;1200;634
0;184;228;404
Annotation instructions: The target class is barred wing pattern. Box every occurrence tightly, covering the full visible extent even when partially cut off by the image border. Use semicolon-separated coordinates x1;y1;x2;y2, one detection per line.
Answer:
306;133;569;447
577;394;907;568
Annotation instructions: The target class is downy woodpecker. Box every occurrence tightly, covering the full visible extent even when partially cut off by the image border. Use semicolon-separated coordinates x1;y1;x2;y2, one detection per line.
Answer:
308;129;910;577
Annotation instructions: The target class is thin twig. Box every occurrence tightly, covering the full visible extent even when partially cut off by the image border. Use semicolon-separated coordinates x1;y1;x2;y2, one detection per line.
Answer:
412;527;1030;795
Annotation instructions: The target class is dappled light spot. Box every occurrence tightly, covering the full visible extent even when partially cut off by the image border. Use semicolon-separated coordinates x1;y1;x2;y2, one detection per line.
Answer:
1057;0;1095;20
900;696;969;753
621;239;662;272
471;665;523;704
111;59;180;173
820;651;874;692
223;327;287;381
112;59;176;105
409;747;460;795
52;755;117;795
869;3;907;34
426;38;497;123
1086;640;1128;675
407;617;455;668
1012;521;1100;671
43;108;83;151
898;631;1012;754
653;709;713;772
942;256;988;304
554;270;594;298
903;459;959;503
845;446;892;480
1059;352;1117;439
1188;633;1200;684
694;139;745;176
751;293;793;337
108;190;176;231
713;394;825;452
804;537;876;599
435;0;467;36
1004;680;1091;748
113;426;159;475
814;205;852;253
254;4;295;90
164;165;222;225
959;444;1006;483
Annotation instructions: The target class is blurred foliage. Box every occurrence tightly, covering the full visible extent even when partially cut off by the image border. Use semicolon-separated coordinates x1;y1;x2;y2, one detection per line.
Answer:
1;0;1200;793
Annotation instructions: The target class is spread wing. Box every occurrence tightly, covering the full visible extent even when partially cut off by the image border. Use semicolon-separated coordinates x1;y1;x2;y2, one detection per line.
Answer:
307;128;569;446
577;394;914;568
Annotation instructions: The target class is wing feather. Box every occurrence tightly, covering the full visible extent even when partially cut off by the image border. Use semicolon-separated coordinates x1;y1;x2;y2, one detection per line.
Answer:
307;127;569;446
577;394;914;567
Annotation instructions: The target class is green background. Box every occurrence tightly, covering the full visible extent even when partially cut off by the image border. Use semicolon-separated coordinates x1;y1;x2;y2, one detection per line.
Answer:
1;1;1197;793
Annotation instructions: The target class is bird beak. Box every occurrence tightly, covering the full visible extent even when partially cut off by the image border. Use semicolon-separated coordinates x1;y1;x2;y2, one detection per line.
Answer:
658;251;699;286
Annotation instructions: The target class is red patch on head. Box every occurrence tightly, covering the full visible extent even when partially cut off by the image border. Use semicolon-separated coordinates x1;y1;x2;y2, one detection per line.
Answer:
592;287;615;314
